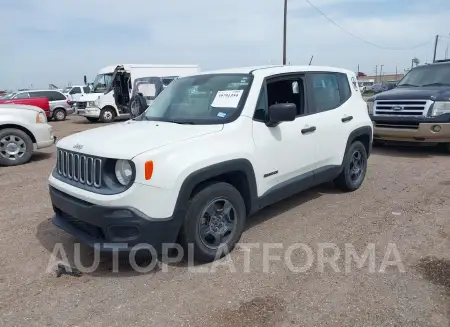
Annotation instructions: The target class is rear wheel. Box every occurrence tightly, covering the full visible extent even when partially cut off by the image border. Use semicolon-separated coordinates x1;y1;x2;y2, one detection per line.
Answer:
0;128;33;166
178;182;246;262
99;107;115;123
334;141;368;192
86;117;99;123
53;108;67;121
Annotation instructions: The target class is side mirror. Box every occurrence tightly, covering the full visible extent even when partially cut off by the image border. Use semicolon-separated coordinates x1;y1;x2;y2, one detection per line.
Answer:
266;103;297;127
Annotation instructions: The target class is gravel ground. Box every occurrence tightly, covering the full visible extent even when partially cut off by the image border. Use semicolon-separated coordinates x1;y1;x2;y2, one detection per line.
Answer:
1;115;449;327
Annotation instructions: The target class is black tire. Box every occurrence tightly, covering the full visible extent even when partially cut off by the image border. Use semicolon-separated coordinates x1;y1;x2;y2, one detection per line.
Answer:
178;182;246;262
129;94;148;118
53;108;67;121
0;128;34;166
334;141;368;192
443;143;450;154
99;107;116;123
86;117;99;123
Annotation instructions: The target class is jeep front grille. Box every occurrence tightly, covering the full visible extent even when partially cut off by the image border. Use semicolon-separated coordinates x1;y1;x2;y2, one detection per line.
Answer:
76;102;87;109
374;100;430;117
56;150;102;188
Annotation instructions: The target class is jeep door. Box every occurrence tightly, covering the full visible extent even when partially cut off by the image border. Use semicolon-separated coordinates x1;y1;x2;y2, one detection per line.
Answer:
252;74;319;197
305;72;353;171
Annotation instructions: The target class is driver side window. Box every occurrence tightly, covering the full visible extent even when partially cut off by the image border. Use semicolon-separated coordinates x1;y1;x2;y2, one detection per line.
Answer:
253;76;305;122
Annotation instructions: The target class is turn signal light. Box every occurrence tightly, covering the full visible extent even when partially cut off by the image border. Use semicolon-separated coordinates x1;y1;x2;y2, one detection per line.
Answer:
144;161;154;180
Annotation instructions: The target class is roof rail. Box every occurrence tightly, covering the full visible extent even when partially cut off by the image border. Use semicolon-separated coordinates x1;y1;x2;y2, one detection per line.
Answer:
433;59;450;63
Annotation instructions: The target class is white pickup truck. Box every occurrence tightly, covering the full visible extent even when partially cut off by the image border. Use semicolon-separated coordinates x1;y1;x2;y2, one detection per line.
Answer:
0;104;56;166
61;85;91;103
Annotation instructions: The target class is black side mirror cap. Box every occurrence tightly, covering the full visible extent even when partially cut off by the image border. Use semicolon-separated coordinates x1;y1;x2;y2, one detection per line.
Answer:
266;103;297;127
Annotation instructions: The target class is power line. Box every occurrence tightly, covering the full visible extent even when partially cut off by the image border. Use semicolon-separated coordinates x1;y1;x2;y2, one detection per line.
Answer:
304;0;434;50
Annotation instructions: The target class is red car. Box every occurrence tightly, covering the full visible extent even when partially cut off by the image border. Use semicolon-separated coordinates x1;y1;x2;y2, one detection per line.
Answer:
0;97;51;117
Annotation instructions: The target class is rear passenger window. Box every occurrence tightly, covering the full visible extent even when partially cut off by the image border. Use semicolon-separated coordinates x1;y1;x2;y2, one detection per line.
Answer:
46;91;66;101
29;91;47;98
83;86;91;93
337;73;352;103
310;73;341;112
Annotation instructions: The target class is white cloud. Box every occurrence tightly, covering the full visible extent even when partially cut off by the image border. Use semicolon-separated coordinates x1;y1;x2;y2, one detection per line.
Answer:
0;0;449;89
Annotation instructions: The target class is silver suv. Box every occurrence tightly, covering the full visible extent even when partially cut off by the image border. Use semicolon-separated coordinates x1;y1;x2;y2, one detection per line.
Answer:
7;90;73;121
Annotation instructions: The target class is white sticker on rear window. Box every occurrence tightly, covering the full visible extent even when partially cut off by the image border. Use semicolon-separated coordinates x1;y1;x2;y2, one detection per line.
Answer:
211;90;244;108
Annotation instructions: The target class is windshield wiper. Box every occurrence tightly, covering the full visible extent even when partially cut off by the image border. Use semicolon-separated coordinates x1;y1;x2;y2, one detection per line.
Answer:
167;120;196;125
420;82;450;87
397;83;418;87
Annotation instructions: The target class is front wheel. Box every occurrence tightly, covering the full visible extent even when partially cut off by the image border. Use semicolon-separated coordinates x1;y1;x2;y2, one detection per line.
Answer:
99;107;115;123
178;182;246;262
334;141;368;192
53;108;67;121
0;128;34;166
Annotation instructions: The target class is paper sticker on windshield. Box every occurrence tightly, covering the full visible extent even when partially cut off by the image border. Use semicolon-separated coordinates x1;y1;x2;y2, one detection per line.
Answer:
217;112;227;118
211;90;244;108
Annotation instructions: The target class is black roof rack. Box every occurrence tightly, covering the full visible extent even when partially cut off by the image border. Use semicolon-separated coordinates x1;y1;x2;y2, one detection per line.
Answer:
433;59;450;63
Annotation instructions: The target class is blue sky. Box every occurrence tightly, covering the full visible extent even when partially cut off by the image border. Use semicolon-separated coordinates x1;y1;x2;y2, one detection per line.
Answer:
1;0;449;89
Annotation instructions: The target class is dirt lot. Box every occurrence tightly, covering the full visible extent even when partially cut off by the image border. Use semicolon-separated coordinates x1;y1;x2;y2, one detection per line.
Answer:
1;116;450;327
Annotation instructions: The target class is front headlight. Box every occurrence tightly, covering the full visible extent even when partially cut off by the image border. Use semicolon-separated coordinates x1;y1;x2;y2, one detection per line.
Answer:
431;101;450;116
115;159;133;186
36;112;47;123
87;101;96;107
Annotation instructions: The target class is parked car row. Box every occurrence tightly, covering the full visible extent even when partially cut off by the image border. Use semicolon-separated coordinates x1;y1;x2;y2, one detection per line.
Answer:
0;104;55;166
0;89;73;121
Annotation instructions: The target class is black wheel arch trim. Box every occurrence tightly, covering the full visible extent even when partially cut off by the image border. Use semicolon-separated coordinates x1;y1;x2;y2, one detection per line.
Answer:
344;125;373;160
174;159;259;216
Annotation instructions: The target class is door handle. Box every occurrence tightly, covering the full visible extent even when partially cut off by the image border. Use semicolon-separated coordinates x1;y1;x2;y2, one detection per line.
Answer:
341;116;353;122
301;126;316;134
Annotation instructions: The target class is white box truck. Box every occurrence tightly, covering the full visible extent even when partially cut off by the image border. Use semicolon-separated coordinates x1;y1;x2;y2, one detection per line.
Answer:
75;64;201;123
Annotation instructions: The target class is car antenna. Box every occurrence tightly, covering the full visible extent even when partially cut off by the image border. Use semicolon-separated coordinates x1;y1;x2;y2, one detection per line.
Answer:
309;55;314;65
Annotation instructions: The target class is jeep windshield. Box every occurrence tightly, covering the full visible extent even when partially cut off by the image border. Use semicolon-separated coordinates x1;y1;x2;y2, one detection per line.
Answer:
398;64;450;87
141;73;253;124
91;73;114;93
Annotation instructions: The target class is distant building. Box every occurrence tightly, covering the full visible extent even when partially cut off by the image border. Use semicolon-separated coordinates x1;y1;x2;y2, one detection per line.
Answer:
358;73;404;83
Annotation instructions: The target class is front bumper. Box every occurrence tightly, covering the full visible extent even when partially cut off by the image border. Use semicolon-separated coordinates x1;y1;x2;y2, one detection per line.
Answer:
35;124;56;149
371;114;450;143
77;107;100;118
50;186;184;252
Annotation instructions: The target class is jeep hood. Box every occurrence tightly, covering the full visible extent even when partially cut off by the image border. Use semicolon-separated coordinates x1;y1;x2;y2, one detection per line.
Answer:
374;86;450;101
56;120;224;159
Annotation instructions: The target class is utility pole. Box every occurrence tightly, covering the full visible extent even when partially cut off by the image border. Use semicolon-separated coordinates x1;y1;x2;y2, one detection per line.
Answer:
357;64;360;77
282;0;287;65
433;34;439;63
379;65;384;82
375;65;378;82
395;66;398;80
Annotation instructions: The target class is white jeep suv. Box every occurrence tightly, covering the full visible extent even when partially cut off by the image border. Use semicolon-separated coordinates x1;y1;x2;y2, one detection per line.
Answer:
48;65;373;262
